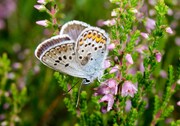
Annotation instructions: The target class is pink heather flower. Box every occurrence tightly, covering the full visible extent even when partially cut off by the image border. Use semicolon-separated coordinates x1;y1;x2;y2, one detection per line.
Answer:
140;32;149;39
175;37;180;46
95;79;118;96
107;79;118;95
125;54;133;64
34;5;46;11
37;0;46;4
140;62;145;72
148;0;156;5
149;9;156;16
36;20;49;27
177;79;180;85
121;81;137;97
177;101;180;106
165;27;173;34
111;10;117;17
146;18;156;32
103;19;116;26
94;84;109;96
167;9;173;16
160;70;167;78
136;45;148;54
155;52;162;62
107;43;115;50
109;65;119;73
125;100;132;112
104;60;111;69
99;94;114;112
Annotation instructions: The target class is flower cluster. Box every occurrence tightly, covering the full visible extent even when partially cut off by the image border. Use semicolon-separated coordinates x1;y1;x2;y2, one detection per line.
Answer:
34;0;58;28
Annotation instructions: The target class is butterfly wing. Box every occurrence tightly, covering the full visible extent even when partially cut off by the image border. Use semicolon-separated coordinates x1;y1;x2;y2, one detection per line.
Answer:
35;35;87;78
59;20;90;41
75;27;110;81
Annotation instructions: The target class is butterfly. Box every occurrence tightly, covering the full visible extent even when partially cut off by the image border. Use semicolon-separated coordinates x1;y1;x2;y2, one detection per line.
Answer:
35;20;110;84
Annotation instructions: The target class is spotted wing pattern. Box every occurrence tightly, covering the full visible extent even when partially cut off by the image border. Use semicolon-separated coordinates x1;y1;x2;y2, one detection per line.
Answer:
35;35;87;78
75;27;110;81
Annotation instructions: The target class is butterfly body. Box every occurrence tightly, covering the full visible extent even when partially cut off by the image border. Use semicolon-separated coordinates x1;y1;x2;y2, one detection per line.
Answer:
35;20;110;84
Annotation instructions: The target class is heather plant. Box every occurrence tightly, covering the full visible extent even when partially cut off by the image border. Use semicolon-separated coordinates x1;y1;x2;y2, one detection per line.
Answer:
0;0;179;125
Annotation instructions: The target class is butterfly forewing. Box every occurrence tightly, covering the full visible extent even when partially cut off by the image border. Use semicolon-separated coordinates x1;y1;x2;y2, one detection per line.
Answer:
35;35;87;78
59;20;90;41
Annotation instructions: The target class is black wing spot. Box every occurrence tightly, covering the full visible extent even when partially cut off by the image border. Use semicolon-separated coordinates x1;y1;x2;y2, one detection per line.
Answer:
55;60;60;63
63;55;67;59
69;56;72;60
54;63;57;66
59;57;62;60
92;44;95;47
65;64;69;67
81;50;84;52
94;47;97;50
79;56;82;59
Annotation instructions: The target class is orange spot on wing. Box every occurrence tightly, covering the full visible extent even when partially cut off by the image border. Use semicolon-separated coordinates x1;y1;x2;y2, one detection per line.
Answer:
79;41;84;46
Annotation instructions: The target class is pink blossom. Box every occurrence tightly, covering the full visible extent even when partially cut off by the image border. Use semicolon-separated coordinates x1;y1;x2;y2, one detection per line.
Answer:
177;79;180;85
99;94;114;111
103;19;116;26
140;32;149;39
146;18;155;32
160;70;167;78
125;100;132;112
149;9;156;16
107;79;118;95
37;0;46;4
95;79;118;96
94;84;109;96
136;45;148;54
177;101;180;106
165;27;173;34
111;10;117;16
36;20;49;27
155;52;162;62
34;5;46;11
175;37;180;46
167;9;173;16
139;62;145;72
110;65;119;73
104;60;111;69
125;54;133;64
107;43;115;50
121;81;137;97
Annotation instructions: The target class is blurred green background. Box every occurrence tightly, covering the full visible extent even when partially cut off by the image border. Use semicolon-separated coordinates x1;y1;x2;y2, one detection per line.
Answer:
0;0;179;125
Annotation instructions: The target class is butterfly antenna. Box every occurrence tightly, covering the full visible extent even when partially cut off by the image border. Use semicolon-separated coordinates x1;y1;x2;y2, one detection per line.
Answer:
76;80;83;108
63;80;80;95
